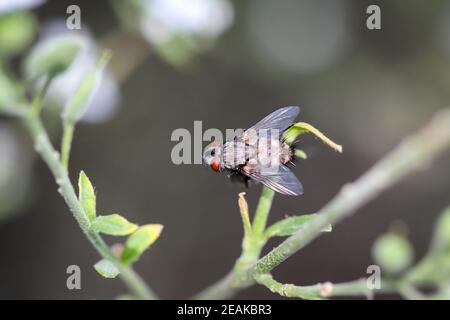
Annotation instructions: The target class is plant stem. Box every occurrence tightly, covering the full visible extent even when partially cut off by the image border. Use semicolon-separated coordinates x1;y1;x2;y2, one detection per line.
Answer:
253;109;450;275
21;111;157;300
252;187;275;237
61;121;75;170
192;270;244;300
87;230;155;299
193;191;273;300
255;274;402;299
194;109;450;300
31;74;53;115
397;282;426;300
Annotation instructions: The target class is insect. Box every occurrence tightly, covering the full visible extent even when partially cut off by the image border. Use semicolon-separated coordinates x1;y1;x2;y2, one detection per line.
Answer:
203;106;303;196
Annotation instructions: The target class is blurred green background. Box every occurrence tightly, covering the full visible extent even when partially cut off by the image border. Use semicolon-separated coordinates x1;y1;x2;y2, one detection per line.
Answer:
1;0;450;299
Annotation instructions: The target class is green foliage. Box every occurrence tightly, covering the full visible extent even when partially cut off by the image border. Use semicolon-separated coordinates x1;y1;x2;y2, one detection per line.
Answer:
63;51;111;124
121;224;163;265
284;122;342;152
372;232;414;274
6;3;449;300
431;206;450;253
0;13;36;58
91;214;138;236
0;68;19;113
407;206;450;285
0;12;160;298
409;253;450;285
264;214;331;239
23;35;83;79
294;149;307;160
94;259;120;278
78;171;96;221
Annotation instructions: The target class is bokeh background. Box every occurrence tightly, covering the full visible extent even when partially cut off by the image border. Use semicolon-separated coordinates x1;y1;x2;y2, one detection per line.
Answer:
1;0;450;299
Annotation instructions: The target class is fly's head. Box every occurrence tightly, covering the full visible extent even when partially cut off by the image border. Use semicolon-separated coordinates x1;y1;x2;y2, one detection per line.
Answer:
203;140;223;172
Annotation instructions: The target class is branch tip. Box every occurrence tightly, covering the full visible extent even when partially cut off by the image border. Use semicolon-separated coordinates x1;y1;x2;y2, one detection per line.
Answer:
238;192;252;238
320;282;334;297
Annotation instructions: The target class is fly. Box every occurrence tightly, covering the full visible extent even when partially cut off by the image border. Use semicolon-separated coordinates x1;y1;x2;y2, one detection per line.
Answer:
203;106;303;196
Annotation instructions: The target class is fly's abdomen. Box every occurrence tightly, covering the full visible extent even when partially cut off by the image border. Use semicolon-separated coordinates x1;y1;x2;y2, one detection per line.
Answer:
280;142;293;164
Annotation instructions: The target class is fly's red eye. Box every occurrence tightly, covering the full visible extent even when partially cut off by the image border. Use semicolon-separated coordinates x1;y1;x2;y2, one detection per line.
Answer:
210;160;220;172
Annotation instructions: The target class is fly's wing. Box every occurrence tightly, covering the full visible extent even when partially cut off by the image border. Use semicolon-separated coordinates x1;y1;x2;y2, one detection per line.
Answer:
243;106;300;140
242;164;304;196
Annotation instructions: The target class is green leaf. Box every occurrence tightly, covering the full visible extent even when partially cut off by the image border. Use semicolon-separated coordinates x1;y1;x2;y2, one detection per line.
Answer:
0;69;19;114
0;13;36;58
294;149;307;160
265;214;332;239
121;224;163;265
283;122;342;153
431;206;450;253
94;259;120;278
78;171;96;221
91;214;138;236
408;206;450;284
372;232;414;274
408;252;450;284
24;34;84;79
63;51;111;124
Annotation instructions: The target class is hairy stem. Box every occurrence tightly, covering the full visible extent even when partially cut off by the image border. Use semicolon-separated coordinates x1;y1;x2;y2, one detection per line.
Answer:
193;190;274;300
21;111;157;300
252;187;275;237
194;109;450;300
255;274;395;299
253;109;450;275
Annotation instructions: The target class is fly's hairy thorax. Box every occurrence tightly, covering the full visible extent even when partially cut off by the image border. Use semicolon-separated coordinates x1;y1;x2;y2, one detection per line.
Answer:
222;137;292;172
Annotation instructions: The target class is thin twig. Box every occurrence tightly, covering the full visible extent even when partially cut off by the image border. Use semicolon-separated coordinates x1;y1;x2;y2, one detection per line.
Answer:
192;189;275;300
253;109;450;275
252;187;275;237
21;111;157;300
194;109;450;299
254;274;398;299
